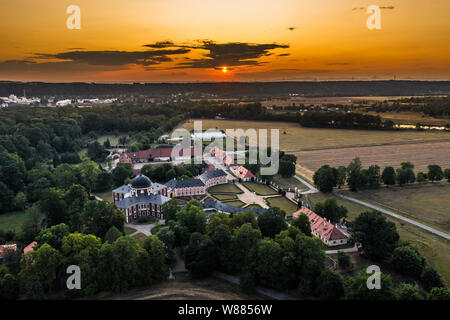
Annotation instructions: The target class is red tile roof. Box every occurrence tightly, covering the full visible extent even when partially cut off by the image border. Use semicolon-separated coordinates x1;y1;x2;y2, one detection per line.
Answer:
233;166;255;179
23;241;37;254
293;207;348;241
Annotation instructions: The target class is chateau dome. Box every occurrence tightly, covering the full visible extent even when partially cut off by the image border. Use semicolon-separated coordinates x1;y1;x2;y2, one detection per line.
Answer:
131;175;152;189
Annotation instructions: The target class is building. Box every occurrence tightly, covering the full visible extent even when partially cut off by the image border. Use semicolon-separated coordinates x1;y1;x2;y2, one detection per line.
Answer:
166;178;206;197
113;175;171;223
293;207;349;247
23;241;37;254
232;166;255;181
199;169;228;188
0;244;17;264
120;147;194;164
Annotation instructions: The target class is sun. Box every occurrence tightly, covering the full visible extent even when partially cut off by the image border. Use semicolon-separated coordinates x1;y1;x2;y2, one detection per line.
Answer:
221;66;228;73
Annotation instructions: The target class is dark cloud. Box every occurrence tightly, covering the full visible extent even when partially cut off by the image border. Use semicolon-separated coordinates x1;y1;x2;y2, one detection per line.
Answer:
278;53;290;57
287;27;297;31
32;48;190;66
0;40;290;74
173;40;289;69
327;62;351;66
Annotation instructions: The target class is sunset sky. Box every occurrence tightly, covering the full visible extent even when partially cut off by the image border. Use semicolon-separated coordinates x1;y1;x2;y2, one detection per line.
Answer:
1;0;449;82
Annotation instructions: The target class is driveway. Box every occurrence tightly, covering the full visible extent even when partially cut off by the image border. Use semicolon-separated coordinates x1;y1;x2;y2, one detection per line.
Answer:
235;182;269;208
126;220;165;236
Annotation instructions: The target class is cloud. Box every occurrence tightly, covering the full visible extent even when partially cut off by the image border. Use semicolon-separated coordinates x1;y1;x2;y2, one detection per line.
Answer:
0;40;290;74
286;27;297;31
172;40;289;69
352;6;394;11
32;48;190;66
277;53;290;57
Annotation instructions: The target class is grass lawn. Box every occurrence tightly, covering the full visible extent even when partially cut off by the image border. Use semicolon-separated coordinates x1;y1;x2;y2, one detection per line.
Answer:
222;200;246;207
208;183;243;194
341;183;450;234
0;211;27;232
124;226;137;235
94;189;113;203
242;182;278;196
272;175;308;191
266;196;299;216
212;193;238;201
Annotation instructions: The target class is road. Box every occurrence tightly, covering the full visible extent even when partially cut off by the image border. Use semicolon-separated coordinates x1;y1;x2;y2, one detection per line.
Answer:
214;272;296;300
293;175;318;194
334;191;450;241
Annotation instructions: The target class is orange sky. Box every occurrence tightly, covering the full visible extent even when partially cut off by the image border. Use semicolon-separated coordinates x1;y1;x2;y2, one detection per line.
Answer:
0;0;449;82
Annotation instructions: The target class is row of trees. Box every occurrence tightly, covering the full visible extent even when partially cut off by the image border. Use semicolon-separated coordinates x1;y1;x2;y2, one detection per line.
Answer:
313;158;449;193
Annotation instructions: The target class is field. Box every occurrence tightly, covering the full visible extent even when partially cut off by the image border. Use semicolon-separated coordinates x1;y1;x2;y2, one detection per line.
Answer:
305;190;450;286
0;211;27;232
266;196;299;216
181;119;450;152
368;111;450;126
293;141;450;181
242;182;278;196
341;184;450;234
207;183;243;194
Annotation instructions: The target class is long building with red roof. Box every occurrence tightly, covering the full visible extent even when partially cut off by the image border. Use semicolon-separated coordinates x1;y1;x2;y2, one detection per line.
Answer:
293;207;349;247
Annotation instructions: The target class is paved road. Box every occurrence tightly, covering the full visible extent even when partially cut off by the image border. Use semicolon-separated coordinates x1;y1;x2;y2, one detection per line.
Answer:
213;272;296;300
325;244;359;255
334;191;450;241
293;175;318;194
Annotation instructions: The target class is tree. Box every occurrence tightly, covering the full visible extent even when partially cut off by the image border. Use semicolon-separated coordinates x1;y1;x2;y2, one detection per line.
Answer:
367;165;381;188
143;236;168;281
79;160;101;194
347;158;363;192
13;192;27;211
396;168;415;186
175;201;206;235
291;214;312;236
104;226;123;243
53;164;78;190
444;168;450;182
427;164;443;183
21;205;44;245
279;160;295;178
0;268;20;300
257;207;287;238
249;239;284;289
19;243;63;294
95;171;113;192
337;251;352;269
421;266;445;291
417;172;427;182
391;242;425;277
314;197;348;223
111;163;132;187
87;141;108;162
156;228;176;249
0;181;14;213
314;268;345;300
336;166;347;189
395;283;422;300
184;234;217;278
81;200;125;238
103;138;111;149
381;166;396;186
352;211;399;261
230;211;258;229
35;223;70;251
230;223;261;272
427;287;450;300
345;271;396;300
64;184;88;232
39;188;68;227
161;199;179;222
313;165;337;193
401;162;415;170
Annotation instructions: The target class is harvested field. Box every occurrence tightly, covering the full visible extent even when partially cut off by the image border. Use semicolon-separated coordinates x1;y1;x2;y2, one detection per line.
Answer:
292;141;450;180
181;119;450;152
